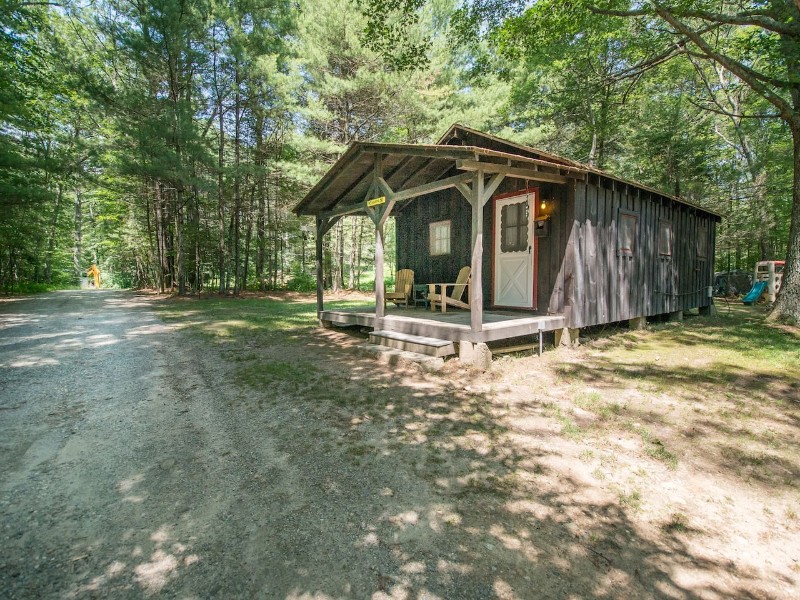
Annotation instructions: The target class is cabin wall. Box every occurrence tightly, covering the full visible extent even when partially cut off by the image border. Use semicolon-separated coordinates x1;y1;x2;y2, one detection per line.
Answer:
396;181;575;312
395;188;473;288
569;178;718;328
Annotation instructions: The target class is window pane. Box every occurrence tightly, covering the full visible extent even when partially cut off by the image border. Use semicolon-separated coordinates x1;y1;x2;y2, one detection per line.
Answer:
618;213;637;255
501;201;528;252
429;220;451;256
658;221;672;256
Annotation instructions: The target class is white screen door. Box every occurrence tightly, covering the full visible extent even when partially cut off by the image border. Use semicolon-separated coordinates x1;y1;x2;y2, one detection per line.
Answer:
493;192;535;308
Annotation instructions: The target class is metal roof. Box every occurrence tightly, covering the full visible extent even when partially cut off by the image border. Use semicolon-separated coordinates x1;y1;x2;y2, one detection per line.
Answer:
293;125;722;220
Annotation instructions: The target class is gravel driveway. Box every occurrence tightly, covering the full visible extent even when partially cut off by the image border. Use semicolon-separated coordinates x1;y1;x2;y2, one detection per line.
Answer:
1;291;524;600
0;290;420;599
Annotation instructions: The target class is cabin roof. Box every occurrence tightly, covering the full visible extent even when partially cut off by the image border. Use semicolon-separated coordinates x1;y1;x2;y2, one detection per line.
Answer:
293;124;722;220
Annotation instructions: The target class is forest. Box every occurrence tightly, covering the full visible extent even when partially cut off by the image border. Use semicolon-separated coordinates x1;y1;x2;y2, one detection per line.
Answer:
1;0;798;318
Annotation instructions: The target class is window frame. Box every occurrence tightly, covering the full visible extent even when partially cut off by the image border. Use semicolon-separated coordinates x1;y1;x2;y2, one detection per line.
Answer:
696;219;708;259
500;200;530;253
658;219;673;257
429;219;451;257
617;209;639;257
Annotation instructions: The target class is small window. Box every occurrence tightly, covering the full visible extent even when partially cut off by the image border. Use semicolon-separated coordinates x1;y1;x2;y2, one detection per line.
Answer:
500;201;529;252
696;221;708;258
429;220;451;256
658;220;673;256
618;211;638;256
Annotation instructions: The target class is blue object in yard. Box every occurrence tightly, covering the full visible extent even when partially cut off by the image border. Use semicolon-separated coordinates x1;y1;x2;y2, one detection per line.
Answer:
742;280;767;304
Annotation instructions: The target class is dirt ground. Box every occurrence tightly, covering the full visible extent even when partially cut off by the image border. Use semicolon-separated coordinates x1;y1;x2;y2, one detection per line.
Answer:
1;290;798;599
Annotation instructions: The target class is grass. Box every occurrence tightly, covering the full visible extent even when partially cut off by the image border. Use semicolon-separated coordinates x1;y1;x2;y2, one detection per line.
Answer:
623;421;679;470
157;295;371;339
661;512;690;533
542;401;583;439
1;282;78;295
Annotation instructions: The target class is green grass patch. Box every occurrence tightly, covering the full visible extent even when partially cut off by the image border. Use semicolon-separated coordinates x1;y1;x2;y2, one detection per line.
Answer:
236;360;312;389
618;488;642;511
542;401;582;439
624;421;678;470
157;295;371;338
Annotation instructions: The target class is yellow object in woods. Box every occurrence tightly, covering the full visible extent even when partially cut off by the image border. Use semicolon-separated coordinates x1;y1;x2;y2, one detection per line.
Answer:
86;264;101;288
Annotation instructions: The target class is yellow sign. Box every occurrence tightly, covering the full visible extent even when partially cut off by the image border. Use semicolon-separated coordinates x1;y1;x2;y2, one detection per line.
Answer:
366;196;386;208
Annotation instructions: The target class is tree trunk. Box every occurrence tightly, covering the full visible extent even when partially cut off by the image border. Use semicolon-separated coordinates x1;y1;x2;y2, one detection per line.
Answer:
217;98;227;294
332;219;343;291
45;183;63;284
73;187;82;282
355;217;365;289
769;124;800;322
255;116;267;291
348;218;357;289
175;198;185;295
154;183;167;293
242;181;255;292
232;64;242;295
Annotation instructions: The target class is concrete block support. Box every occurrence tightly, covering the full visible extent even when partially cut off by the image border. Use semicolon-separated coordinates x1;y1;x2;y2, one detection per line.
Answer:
555;327;580;347
699;302;715;316
473;343;492;371
669;310;684;322
459;341;474;363
629;316;646;330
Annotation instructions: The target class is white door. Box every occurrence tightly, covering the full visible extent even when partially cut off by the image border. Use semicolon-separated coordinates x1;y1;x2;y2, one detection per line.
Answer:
493;192;535;308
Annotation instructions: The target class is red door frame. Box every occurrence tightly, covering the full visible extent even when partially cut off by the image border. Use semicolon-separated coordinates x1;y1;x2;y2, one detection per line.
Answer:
491;187;539;311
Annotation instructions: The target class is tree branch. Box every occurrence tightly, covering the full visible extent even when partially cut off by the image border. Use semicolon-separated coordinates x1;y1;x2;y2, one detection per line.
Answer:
669;9;796;36
651;5;796;124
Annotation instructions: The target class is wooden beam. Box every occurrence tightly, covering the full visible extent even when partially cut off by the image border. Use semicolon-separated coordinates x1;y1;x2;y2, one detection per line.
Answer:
376;177;394;199
390;172;473;203
482;173;505;205
470;170;484;333
319;172;473;221
322;201;368;220
378;198;396;228
457;160;569;184
455;181;472;201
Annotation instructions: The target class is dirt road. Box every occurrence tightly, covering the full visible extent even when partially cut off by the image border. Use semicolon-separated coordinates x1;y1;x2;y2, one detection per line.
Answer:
2;290;531;599
0;290;411;598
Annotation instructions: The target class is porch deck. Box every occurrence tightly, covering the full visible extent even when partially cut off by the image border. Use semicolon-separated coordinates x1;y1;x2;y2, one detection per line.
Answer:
320;306;565;343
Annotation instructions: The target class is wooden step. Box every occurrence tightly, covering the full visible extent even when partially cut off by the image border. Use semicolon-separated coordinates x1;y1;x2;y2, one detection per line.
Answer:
357;344;444;372
368;330;455;357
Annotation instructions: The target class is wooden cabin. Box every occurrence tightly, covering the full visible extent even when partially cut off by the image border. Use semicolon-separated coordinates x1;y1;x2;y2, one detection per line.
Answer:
293;125;720;355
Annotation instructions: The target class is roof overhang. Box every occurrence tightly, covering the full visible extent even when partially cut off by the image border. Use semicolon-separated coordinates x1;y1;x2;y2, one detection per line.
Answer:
292;141;586;218
294;125;723;221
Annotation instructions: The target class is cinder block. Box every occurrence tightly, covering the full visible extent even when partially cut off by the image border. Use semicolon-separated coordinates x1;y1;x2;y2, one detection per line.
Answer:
629;316;646;330
473;343;492;371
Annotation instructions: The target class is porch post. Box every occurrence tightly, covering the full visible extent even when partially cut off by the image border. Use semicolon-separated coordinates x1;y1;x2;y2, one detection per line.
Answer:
374;214;385;327
470;170;484;333
315;216;325;316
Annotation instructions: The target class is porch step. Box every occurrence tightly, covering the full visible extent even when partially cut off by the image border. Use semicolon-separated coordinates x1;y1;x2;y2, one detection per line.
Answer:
368;330;455;358
357;344;444;372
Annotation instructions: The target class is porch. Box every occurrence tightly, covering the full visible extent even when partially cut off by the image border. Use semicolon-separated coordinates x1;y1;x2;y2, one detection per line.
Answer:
320;305;565;344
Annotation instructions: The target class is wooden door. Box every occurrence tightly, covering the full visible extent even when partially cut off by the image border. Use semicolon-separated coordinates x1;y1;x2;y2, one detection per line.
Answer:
493;192;535;309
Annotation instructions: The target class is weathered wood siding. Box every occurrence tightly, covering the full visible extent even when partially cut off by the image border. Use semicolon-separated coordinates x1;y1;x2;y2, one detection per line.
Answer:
569;176;717;328
395;173;717;326
485;181;573;316
395;188;473;288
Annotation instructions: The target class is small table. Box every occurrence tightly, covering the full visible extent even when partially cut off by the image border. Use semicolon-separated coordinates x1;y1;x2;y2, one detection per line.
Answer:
412;284;429;309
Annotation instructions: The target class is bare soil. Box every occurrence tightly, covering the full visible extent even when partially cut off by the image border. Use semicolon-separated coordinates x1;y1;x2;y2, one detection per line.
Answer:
1;290;798;599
